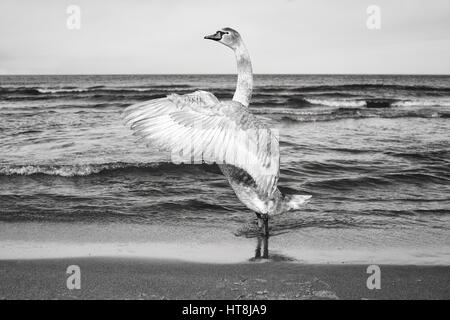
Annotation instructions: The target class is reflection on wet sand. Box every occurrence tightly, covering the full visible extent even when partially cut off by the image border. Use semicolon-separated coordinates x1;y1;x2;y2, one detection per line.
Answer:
254;235;269;259
250;235;296;262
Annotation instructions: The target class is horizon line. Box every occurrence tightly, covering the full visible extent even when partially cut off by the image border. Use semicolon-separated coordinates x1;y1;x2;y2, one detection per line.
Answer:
1;73;450;76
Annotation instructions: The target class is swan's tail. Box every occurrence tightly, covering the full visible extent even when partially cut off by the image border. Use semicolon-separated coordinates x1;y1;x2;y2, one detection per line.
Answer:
284;194;312;211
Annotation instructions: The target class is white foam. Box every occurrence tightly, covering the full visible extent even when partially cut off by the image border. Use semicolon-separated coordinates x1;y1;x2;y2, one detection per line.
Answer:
37;88;88;93
305;98;366;108
392;99;450;107
0;164;112;176
0;163;156;177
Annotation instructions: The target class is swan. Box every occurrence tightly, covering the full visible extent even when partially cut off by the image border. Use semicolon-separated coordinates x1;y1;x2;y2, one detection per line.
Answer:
123;27;311;236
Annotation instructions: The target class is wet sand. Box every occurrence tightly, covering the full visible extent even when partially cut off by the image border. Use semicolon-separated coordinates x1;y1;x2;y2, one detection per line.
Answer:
1;223;449;265
0;258;449;300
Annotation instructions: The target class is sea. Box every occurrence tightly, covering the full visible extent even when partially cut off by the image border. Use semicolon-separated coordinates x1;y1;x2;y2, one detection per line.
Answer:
0;74;449;264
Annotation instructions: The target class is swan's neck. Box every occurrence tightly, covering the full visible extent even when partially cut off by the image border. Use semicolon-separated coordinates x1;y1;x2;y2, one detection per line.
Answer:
232;42;253;107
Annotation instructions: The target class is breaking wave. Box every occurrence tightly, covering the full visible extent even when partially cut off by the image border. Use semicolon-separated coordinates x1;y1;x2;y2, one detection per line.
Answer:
0;162;219;177
305;98;367;108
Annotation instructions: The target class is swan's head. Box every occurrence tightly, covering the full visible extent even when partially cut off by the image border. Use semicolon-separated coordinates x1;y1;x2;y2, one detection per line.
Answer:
204;27;241;50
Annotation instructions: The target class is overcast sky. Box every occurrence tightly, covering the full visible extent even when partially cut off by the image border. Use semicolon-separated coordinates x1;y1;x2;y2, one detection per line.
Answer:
1;0;449;74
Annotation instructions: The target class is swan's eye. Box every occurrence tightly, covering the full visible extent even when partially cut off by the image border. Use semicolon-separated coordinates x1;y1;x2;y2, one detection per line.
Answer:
217;31;229;38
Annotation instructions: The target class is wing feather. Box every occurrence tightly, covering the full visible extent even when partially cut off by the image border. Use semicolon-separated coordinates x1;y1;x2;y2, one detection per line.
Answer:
123;90;279;196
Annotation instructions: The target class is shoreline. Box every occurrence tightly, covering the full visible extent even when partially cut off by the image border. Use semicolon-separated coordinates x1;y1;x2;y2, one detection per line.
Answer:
0;257;449;300
0;222;449;265
1;239;449;265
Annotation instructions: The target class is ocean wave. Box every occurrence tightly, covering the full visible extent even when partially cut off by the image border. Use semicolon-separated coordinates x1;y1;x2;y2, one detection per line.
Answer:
0;87;42;96
0;162;220;177
253;97;379;108
303;98;450;108
2;82;450;97
294;84;450;93
255;96;450;109
0;163;128;177
0;85;194;96
254;107;365;121
252;108;307;115
36;88;89;94
305;98;367;107
274;108;446;122
385;149;450;162
305;172;448;190
253;83;450;93
392;99;450;107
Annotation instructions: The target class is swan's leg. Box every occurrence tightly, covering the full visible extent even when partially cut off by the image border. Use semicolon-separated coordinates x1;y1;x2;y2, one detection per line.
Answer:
262;215;269;237
256;213;263;232
262;234;269;258
255;236;262;258
254;214;269;259
256;213;269;237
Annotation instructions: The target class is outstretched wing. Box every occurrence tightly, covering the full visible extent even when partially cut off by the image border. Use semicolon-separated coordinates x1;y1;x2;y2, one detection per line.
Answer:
123;90;279;196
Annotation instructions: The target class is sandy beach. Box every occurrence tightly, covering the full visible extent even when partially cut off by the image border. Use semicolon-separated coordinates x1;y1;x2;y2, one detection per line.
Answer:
0;258;449;300
0;223;448;299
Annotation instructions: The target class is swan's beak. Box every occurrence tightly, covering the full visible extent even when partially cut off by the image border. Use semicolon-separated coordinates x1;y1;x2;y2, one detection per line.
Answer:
204;32;221;41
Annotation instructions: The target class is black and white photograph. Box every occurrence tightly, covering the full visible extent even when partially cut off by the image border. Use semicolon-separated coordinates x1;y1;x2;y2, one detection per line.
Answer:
0;0;449;303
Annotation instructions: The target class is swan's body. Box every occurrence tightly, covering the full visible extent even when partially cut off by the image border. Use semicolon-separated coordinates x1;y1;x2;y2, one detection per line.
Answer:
123;28;311;235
